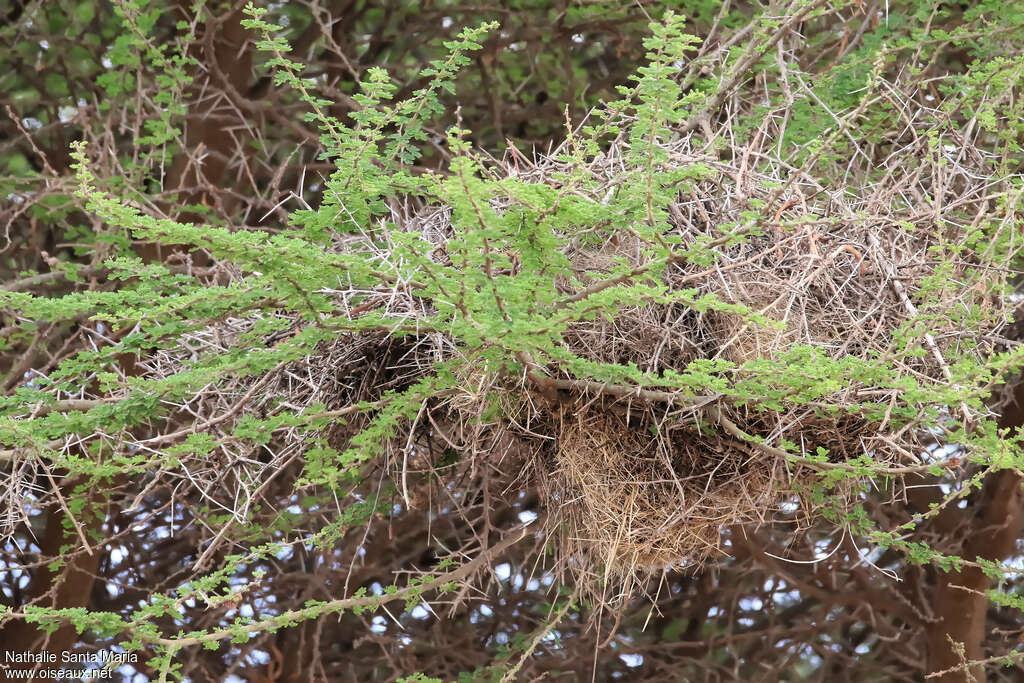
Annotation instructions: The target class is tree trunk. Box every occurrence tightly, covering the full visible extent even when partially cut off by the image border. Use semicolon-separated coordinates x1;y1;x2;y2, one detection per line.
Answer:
925;382;1024;681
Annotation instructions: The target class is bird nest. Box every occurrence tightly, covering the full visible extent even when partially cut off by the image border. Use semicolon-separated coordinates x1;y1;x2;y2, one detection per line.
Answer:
82;80;1019;598
548;408;784;573
478;109;1014;584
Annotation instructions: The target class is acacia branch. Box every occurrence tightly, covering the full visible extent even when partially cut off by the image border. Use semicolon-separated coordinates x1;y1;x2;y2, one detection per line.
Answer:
140;523;534;649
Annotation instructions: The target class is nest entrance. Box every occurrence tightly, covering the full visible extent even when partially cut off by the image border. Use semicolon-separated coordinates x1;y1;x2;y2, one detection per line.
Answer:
546;408;790;577
709;284;806;364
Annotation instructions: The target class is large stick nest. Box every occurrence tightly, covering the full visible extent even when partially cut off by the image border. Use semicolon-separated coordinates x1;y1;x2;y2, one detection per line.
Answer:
35;83;1017;597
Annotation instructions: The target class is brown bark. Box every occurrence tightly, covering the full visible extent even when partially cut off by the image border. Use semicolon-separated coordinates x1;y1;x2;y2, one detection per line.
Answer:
0;482;107;674
144;1;255;263
925;383;1024;681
